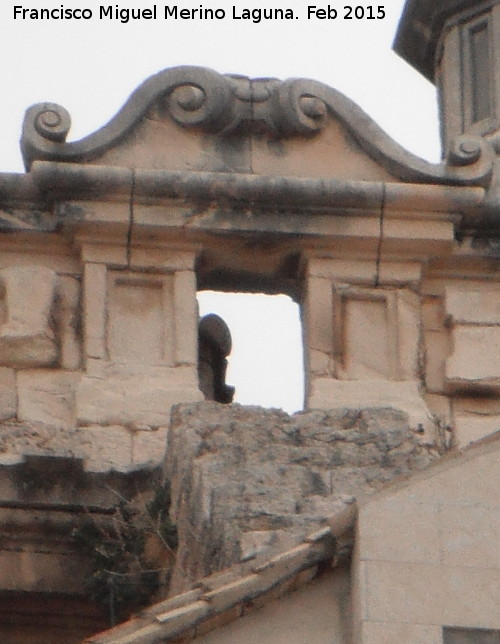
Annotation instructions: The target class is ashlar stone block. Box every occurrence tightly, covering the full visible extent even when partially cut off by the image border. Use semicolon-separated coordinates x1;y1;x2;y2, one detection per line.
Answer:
446;284;500;325
422;296;445;331
83;262;107;360
83;264;198;369
446;325;500;391
76;425;133;472
0;266;58;367
455;396;500;415
358;500;440;565
309;378;435;436
306;276;334;357
365;561;500;629
454;414;500;447
17;370;80;429
440;505;500;570
342;296;392;379
76;366;202;427
0;549;89;594
131;425;169;468
425;330;449;392
388;446;500;509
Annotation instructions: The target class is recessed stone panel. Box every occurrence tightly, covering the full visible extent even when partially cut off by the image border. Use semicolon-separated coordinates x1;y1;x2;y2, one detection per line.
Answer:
107;274;173;365
344;297;390;379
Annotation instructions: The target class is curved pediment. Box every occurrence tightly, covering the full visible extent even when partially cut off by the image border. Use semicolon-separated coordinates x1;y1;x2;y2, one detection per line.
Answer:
21;66;493;186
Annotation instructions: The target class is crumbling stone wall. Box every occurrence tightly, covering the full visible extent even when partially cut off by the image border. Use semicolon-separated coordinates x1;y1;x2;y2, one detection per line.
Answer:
165;401;440;593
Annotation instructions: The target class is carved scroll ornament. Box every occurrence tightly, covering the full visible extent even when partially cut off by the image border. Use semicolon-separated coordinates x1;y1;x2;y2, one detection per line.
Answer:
21;66;494;186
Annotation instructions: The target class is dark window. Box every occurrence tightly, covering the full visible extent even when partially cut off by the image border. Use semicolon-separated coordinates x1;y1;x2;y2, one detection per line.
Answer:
444;627;500;643
470;21;491;123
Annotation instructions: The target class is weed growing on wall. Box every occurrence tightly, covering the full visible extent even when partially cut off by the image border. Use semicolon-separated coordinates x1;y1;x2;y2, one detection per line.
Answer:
72;480;177;624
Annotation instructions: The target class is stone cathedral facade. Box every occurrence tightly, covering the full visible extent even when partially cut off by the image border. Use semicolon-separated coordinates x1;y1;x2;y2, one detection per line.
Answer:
1;0;500;642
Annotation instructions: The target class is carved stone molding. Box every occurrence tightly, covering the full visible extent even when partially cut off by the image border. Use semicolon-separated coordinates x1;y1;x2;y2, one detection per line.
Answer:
21;65;494;186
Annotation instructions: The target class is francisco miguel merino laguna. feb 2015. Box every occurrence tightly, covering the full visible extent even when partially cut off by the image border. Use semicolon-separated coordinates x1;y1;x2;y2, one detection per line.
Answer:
13;5;295;21
13;4;387;22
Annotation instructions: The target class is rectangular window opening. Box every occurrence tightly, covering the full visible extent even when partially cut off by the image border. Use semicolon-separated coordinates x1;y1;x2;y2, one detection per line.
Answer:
470;20;492;123
197;290;304;414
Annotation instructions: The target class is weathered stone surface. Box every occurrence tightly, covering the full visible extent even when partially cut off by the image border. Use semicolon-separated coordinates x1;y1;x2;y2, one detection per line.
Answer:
446;325;500;391
0;420;167;473
77;425;133;472
454;414;500;448
446;284;500;325
308;379;436;441
0;266;58;367
130;425;169;470
164;402;439;593
17;370;80;430
0;421;82;463
76;366;202;427
0;368;17;420
56;275;81;371
424;330;449;393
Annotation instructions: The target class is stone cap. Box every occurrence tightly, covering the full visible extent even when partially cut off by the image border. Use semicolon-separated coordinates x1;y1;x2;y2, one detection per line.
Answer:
394;0;493;81
20;66;494;188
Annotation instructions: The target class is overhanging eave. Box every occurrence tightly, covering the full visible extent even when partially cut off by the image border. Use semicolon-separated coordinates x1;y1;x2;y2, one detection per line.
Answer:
394;0;493;81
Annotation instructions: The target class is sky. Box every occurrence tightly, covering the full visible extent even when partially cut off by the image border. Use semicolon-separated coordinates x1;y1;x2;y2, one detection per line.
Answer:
1;0;441;413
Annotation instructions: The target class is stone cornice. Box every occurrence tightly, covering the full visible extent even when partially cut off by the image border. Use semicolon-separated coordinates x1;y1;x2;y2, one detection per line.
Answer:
30;161;485;217
20;66;494;186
